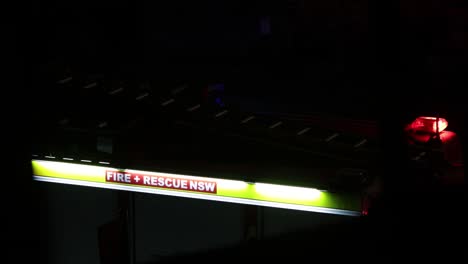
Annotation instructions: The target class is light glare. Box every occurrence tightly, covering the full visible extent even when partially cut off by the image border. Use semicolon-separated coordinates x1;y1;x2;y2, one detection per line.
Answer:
217;179;249;190
255;183;322;200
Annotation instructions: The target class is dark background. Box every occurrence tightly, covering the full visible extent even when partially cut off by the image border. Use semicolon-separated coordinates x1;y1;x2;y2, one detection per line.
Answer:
6;0;467;263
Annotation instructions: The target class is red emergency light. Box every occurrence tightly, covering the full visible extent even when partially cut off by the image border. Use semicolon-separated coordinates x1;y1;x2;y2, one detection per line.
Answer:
410;116;448;134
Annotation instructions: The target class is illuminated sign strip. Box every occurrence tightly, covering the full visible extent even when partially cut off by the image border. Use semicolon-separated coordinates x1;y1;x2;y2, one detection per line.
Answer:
32;160;361;216
34;176;359;216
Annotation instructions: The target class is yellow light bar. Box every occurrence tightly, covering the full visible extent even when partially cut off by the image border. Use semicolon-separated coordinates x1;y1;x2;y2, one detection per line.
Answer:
32;160;361;216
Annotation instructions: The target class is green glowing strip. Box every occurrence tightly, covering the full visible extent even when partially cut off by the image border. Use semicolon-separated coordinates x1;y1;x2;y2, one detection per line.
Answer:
32;160;361;213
